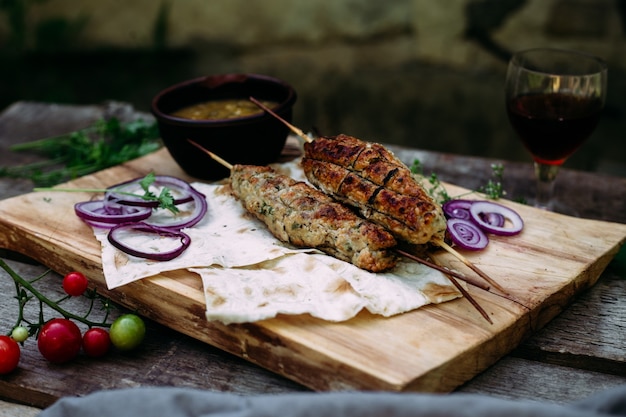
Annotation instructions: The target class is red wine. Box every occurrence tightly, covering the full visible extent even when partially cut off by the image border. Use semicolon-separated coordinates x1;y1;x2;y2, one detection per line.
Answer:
506;93;603;165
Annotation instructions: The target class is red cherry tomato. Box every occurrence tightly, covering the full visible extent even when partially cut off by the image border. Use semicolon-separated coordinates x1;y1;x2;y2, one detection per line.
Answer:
82;328;111;358
62;271;89;297
0;335;20;374
37;318;82;363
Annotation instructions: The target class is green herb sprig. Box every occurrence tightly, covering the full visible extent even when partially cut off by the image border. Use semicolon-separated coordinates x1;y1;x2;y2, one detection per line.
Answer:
0;117;162;187
410;159;451;203
478;163;506;200
410;159;508;204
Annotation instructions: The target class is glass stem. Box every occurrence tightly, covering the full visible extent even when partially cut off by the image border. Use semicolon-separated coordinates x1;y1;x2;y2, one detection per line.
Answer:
534;162;560;210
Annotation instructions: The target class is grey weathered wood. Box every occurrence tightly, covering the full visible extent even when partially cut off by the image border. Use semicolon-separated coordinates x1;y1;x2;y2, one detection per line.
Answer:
459;356;626;404
513;269;626;374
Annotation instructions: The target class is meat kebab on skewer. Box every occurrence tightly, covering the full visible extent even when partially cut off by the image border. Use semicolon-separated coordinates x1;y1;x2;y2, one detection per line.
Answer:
187;141;493;324
249;97;510;297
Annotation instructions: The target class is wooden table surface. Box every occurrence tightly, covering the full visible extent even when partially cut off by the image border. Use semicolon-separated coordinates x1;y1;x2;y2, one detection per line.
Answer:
0;101;625;410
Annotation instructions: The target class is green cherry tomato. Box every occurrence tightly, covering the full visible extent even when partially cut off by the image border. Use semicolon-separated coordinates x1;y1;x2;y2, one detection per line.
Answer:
0;335;20;374
11;326;29;343
37;318;82;363
82;328;111;358
62;271;89;297
109;314;145;351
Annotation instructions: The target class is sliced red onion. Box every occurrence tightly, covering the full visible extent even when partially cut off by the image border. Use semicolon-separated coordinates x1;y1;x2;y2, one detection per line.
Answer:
143;188;208;229
480;212;505;228
74;200;152;228
107;222;191;261
469;201;523;236
442;199;474;220
104;175;196;209
446;218;489;251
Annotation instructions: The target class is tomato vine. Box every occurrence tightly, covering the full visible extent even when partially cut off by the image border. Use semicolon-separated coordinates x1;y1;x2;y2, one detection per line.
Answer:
1;259;115;338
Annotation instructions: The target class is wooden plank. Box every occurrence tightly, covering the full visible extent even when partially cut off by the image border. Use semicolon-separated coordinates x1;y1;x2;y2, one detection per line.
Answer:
0;148;624;393
0;400;40;417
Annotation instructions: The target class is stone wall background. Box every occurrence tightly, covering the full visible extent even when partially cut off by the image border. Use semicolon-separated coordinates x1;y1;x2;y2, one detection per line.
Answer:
1;0;624;176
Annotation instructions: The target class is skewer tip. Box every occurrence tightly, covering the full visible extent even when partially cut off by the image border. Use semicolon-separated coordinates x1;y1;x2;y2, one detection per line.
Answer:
434;239;511;297
187;139;233;170
249;96;312;143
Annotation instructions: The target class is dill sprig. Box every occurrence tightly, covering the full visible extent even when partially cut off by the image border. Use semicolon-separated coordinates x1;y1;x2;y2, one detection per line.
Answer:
0;117;162;187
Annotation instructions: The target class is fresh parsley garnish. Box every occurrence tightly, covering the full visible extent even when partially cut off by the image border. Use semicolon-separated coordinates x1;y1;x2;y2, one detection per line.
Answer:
138;172;178;213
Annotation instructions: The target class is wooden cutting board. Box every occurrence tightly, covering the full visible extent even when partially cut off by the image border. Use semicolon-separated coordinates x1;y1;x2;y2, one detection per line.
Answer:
0;148;624;392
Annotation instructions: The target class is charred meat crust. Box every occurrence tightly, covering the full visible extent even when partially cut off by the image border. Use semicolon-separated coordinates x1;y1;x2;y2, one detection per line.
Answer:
303;134;447;245
229;164;399;272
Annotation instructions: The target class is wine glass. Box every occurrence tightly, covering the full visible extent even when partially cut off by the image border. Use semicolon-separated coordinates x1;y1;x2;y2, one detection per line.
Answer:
505;48;607;215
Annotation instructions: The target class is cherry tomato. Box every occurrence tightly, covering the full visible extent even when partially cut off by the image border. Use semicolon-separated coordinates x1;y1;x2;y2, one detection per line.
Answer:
37;318;82;363
109;314;145;351
11;326;29;343
0;335;20;374
82;328;111;358
62;271;89;297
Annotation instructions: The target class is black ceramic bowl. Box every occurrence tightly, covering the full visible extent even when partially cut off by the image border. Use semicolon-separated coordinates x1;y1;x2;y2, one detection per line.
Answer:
151;74;297;180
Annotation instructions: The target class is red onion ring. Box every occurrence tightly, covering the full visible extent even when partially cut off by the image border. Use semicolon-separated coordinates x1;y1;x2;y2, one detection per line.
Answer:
479;212;505;228
469;201;524;236
104;175;196;209
446;218;489;251
444;199;524;250
107;222;191;261
74;200;152;228
75;175;208;261
442;199;474;220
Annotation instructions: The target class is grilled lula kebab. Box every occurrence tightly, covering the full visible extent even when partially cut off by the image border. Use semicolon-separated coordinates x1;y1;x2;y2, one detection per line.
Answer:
249;97;509;297
188;141;493;324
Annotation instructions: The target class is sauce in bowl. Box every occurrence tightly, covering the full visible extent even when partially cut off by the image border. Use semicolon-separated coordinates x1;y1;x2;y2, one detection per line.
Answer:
171;99;278;120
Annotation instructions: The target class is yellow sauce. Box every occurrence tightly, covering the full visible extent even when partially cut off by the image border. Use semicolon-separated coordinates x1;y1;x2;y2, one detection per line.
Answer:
171;99;278;120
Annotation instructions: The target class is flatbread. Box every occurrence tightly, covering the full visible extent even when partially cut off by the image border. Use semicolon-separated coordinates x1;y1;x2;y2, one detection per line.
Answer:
93;164;461;324
194;253;459;324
